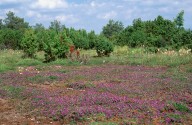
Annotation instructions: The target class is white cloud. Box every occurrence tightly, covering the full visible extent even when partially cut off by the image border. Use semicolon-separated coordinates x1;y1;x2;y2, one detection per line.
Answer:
55;15;79;24
97;11;117;20
26;10;42;18
31;0;68;9
90;1;105;8
1;0;192;32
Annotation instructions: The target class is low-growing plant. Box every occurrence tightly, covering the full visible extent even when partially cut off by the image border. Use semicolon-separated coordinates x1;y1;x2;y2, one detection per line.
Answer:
173;102;190;112
3;85;25;98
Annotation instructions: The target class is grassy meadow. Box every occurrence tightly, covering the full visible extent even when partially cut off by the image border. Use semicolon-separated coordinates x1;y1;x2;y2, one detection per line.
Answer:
0;47;192;124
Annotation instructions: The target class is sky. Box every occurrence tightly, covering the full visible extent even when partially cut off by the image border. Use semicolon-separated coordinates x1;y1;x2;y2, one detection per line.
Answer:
0;0;192;33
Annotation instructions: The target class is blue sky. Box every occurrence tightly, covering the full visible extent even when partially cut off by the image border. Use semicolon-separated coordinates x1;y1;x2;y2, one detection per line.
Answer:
0;0;191;33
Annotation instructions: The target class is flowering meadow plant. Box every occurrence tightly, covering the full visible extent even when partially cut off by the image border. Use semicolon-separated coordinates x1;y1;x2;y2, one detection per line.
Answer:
0;65;191;124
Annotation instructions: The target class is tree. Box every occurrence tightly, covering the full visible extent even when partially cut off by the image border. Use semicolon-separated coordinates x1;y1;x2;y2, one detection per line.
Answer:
20;29;38;58
3;11;29;30
132;18;144;30
102;19;124;40
57;30;73;58
174;10;184;28
0;28;22;49
69;29;89;49
88;30;97;49
43;30;60;62
0;19;3;29
180;30;192;49
49;20;62;34
33;23;45;32
33;23;46;51
116;26;134;46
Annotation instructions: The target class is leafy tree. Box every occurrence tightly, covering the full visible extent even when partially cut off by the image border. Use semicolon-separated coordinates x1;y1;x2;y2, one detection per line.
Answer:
49;20;62;34
20;29;38;58
129;30;147;47
180;30;192;49
0;11;29;49
33;23;45;33
153;16;176;46
3;11;29;30
0;28;22;49
0;19;3;29
132;18;144;30
174;10;184;28
102;19;124;40
116;26;134;46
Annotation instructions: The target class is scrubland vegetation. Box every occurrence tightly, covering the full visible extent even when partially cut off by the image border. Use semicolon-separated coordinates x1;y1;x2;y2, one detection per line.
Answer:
0;10;192;124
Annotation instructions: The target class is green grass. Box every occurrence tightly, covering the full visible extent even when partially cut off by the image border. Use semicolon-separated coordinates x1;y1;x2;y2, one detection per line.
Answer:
173;102;191;112
16;58;43;66
0;48;192;73
0;50;44;72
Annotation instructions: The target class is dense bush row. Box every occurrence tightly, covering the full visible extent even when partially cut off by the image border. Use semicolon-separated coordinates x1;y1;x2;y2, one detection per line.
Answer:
114;11;192;51
0;10;191;62
0;12;114;62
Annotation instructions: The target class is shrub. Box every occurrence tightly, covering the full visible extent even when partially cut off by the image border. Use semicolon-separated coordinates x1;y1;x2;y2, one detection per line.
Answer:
57;31;72;58
20;29;38;58
0;29;23;50
43;30;59;62
95;36;114;57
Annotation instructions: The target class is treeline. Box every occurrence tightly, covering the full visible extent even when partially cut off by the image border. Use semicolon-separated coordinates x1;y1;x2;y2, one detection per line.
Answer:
0;11;191;62
102;11;192;52
0;12;113;62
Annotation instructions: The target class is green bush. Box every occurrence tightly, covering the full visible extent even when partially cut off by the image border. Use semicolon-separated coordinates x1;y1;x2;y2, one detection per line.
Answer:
0;29;23;50
57;31;72;58
69;29;89;49
43;30;59;62
95;36;114;57
20;29;39;58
